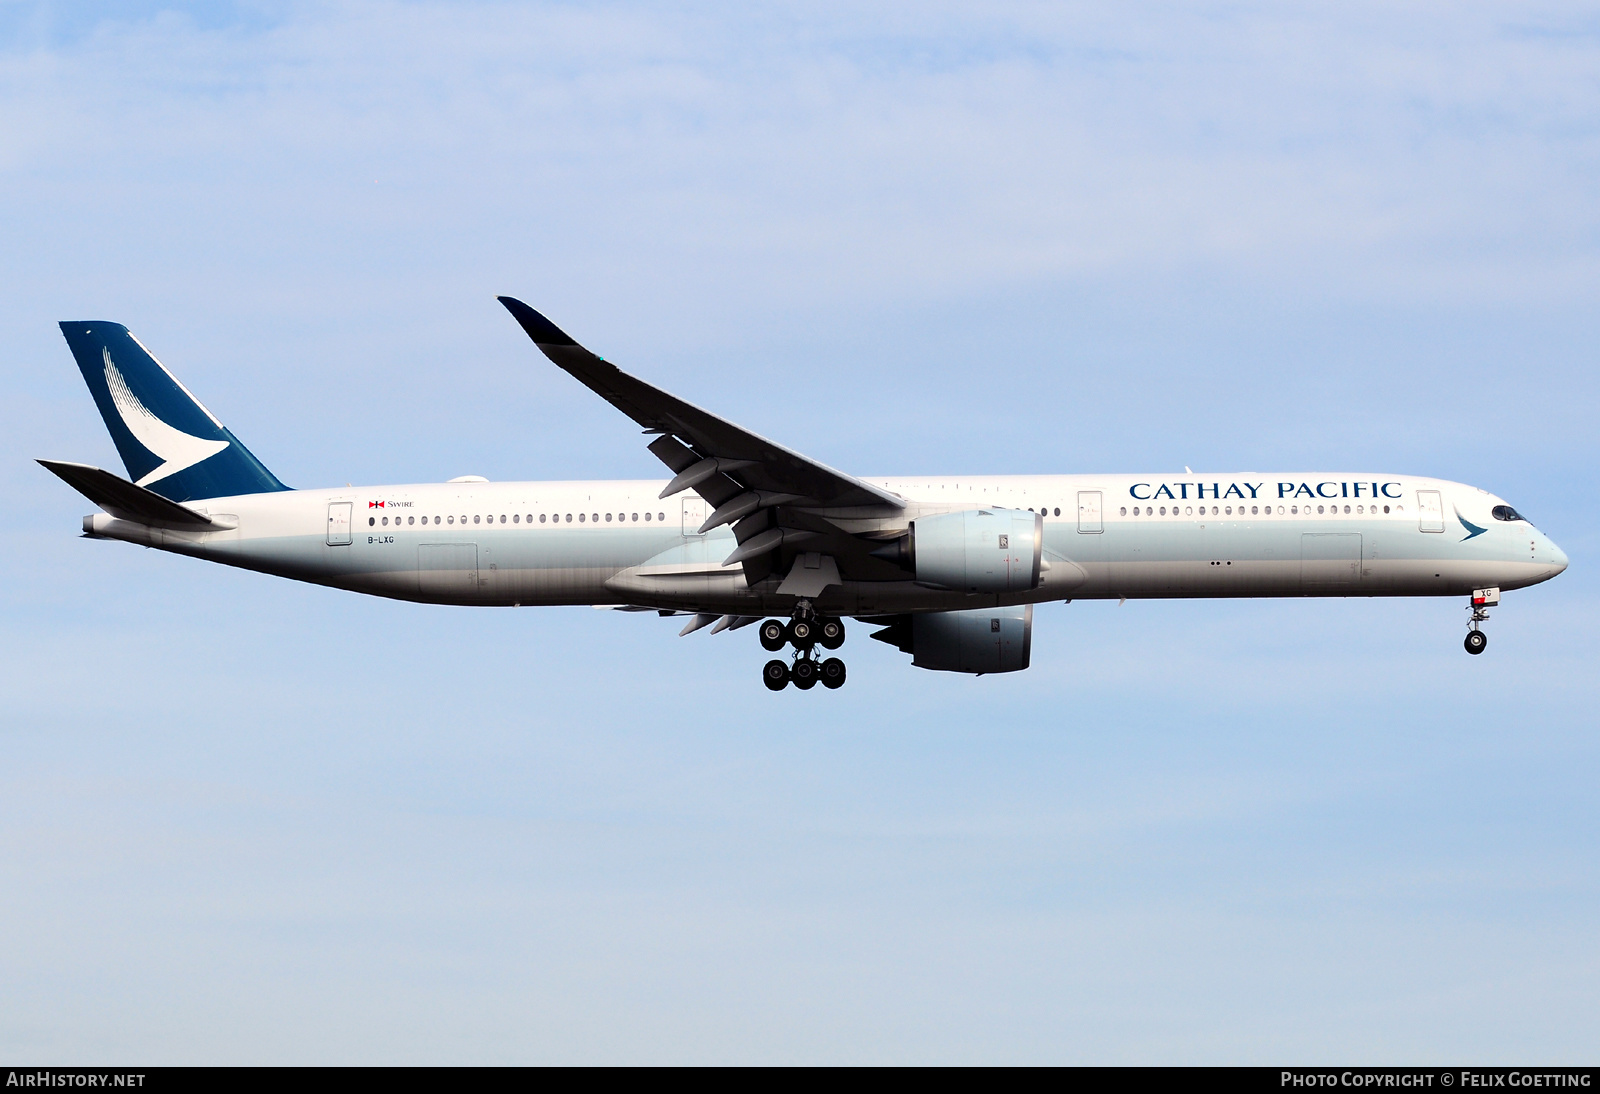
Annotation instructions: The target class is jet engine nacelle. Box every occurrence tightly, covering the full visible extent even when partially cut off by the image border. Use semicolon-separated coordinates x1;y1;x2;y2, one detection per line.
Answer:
869;605;1034;674
910;508;1042;592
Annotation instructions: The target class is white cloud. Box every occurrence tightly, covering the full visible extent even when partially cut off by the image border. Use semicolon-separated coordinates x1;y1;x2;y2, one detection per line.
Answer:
4;0;1598;324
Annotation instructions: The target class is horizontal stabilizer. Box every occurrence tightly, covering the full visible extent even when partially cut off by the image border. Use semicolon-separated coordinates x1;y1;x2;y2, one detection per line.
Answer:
38;459;217;528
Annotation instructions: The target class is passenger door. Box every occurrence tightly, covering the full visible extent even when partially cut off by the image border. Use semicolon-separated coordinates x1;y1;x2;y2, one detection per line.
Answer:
1417;490;1445;533
681;495;706;537
1077;490;1103;534
326;501;352;546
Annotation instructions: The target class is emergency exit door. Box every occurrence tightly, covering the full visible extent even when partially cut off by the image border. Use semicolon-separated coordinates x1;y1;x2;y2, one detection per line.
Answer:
327;502;352;546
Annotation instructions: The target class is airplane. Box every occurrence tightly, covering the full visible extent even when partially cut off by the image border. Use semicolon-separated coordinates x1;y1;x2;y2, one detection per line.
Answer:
39;297;1569;690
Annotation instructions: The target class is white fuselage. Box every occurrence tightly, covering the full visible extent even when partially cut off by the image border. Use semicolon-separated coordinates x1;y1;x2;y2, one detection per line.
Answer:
83;472;1569;616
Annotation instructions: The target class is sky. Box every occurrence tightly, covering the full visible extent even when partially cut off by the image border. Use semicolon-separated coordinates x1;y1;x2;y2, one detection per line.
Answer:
2;0;1598;1064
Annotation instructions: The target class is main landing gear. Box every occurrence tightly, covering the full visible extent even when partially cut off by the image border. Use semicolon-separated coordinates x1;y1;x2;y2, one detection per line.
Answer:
1464;587;1499;656
761;601;847;691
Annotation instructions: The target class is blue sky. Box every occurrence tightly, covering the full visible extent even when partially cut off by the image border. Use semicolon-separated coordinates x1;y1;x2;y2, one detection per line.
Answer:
2;0;1597;1063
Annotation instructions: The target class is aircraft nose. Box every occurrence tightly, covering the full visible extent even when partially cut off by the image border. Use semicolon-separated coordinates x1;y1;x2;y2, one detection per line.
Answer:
1545;536;1568;578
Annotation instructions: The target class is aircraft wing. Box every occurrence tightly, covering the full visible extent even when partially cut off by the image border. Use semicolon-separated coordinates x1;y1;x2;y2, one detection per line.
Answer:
497;297;904;513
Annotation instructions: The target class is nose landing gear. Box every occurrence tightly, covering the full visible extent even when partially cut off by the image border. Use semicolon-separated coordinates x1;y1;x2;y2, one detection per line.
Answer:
1464;587;1498;655
757;600;848;690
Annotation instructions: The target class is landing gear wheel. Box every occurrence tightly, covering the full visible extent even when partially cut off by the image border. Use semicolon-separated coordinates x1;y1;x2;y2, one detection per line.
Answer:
763;659;791;690
759;620;787;652
1464;630;1487;655
787;619;816;650
791;657;819;690
819;618;845;650
820;657;846;689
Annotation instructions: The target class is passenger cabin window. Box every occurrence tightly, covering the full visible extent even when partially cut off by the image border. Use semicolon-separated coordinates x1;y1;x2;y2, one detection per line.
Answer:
1492;505;1525;522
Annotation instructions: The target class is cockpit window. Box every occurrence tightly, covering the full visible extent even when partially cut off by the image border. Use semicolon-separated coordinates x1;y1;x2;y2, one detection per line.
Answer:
1492;505;1527;523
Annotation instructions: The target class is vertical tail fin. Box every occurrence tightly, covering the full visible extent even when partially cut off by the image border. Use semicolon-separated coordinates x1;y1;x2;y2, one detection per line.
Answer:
58;321;289;501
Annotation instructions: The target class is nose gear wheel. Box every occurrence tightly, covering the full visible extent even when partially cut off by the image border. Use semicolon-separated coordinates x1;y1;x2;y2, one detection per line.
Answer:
1464;593;1492;656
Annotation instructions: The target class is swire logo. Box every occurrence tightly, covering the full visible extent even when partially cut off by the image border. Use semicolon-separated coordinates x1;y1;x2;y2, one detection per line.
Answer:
369;501;384;508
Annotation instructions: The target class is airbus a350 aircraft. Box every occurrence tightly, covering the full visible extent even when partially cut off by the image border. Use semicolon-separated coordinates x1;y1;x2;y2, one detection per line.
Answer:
41;298;1568;690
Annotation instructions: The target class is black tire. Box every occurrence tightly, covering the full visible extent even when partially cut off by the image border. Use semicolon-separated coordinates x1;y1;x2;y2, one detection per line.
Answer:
763;659;791;690
819;618;845;650
1465;630;1488;655
787;619;816;650
759;620;787;652
820;657;846;689
791;657;819;690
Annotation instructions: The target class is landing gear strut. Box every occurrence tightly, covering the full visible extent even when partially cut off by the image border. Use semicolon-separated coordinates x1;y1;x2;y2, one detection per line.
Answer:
757;600;848;690
1464;587;1498;656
